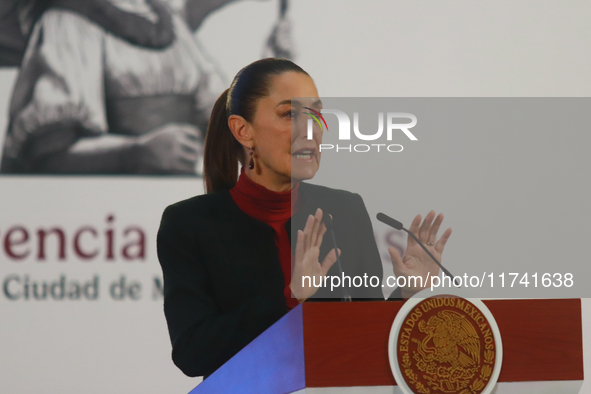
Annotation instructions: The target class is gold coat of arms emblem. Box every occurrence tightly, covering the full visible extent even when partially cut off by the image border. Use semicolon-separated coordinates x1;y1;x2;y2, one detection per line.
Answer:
389;291;503;394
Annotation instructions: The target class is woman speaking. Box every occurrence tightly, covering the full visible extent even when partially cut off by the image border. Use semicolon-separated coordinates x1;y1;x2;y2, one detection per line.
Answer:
156;58;452;377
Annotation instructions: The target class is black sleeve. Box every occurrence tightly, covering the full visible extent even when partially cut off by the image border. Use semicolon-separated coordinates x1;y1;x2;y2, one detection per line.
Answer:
156;204;287;377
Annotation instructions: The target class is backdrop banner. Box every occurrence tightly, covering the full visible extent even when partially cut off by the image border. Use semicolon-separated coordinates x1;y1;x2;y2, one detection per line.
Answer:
1;1;590;393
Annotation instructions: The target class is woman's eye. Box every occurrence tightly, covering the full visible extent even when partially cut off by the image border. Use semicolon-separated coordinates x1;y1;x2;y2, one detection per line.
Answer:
284;110;298;119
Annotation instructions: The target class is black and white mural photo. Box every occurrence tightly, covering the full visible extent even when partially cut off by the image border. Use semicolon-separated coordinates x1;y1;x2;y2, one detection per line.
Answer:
0;0;293;175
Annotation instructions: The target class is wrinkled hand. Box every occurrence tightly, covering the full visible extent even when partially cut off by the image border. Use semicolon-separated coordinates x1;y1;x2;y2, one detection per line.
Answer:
132;123;203;174
290;209;339;302
389;210;452;298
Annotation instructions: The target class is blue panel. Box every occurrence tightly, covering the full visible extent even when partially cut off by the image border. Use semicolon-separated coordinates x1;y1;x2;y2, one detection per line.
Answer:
189;305;306;394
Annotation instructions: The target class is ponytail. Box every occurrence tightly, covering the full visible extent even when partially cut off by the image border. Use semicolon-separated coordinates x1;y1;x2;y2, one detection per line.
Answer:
203;58;310;194
203;89;242;193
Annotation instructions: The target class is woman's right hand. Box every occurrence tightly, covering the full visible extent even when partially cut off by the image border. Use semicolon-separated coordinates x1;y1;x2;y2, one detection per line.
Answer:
133;123;203;174
290;208;340;302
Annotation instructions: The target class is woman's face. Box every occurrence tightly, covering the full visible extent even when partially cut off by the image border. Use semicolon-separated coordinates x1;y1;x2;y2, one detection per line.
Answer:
250;71;323;183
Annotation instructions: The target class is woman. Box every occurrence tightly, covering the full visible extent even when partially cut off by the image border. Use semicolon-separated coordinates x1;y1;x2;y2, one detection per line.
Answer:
0;0;288;174
156;58;452;377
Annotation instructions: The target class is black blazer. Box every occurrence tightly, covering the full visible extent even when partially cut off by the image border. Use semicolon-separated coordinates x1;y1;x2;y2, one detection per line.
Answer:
156;181;399;378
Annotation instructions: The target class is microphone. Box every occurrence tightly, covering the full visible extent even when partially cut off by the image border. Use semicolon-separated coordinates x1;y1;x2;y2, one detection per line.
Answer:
376;212;457;281
322;213;352;302
376;212;403;230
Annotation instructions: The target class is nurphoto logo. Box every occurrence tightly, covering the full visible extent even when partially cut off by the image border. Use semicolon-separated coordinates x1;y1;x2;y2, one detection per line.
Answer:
305;108;418;153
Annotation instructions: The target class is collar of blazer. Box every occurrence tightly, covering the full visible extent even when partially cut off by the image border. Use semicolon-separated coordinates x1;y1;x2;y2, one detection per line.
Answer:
213;181;334;248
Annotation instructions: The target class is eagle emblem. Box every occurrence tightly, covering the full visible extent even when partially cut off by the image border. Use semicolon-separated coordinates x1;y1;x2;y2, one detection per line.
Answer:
414;310;480;369
396;297;497;394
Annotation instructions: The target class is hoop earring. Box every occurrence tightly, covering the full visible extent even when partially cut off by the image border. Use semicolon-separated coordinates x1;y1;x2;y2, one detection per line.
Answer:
248;146;255;170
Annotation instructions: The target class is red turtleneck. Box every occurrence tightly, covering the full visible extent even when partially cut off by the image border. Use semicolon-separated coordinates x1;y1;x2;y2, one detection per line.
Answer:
229;170;300;309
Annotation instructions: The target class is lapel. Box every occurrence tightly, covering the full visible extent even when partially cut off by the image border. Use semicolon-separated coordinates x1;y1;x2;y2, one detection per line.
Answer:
286;182;336;260
287;182;312;249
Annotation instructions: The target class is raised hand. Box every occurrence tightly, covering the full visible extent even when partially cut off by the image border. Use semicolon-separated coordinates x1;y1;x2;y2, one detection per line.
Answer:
388;210;452;298
290;208;339;302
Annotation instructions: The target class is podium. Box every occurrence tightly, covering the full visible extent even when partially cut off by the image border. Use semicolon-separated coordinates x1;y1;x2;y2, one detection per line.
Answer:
189;299;583;394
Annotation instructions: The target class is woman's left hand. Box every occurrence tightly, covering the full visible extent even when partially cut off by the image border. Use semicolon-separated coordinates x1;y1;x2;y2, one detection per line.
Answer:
388;210;452;299
290;209;339;302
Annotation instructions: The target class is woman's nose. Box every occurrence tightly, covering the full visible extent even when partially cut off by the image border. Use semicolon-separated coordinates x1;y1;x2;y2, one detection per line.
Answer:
301;118;322;141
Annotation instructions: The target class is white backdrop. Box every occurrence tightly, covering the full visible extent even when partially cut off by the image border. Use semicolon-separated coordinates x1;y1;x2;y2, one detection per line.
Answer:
0;1;590;393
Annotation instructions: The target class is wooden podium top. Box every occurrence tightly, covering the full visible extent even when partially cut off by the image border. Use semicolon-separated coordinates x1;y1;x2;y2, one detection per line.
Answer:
191;298;583;393
303;299;583;388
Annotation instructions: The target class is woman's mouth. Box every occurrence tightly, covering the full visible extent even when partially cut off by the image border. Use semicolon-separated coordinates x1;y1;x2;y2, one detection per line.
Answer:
292;149;316;161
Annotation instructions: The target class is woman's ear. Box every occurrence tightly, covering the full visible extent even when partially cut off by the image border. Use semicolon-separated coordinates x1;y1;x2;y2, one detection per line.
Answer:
228;114;253;148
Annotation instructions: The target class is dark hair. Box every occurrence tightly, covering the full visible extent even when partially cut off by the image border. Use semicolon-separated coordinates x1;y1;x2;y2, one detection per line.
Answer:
203;58;310;193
